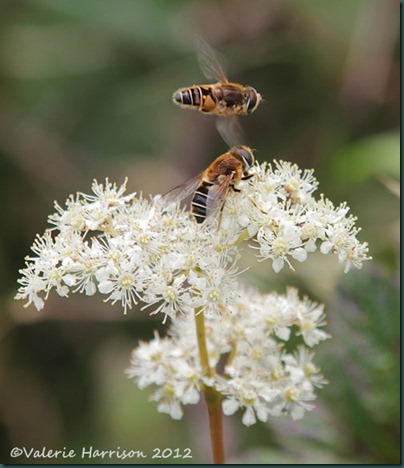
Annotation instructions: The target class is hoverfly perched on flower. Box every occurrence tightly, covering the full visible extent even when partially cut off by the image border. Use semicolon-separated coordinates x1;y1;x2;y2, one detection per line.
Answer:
172;37;262;118
161;145;255;225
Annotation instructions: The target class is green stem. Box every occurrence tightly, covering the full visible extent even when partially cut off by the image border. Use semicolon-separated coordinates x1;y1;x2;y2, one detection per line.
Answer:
194;309;213;378
194;309;225;464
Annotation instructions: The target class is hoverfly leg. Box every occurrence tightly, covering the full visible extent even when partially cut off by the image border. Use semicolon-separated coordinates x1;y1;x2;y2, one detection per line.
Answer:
244;192;267;216
216;200;227;232
234;177;268;216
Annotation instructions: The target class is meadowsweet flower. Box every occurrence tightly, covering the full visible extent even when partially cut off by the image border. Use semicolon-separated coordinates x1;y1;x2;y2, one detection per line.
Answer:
256;221;308;272
127;287;328;425
221;375;279;426
126;332;172;388
283;346;328;391
275;384;316;421
238;162;371;273
15;162;370;314
15;162;370;428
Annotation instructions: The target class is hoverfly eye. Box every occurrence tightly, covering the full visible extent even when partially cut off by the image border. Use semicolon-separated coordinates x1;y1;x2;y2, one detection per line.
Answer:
236;147;254;167
246;89;258;113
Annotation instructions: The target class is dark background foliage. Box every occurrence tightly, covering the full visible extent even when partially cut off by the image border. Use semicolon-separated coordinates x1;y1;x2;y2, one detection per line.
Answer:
0;0;399;464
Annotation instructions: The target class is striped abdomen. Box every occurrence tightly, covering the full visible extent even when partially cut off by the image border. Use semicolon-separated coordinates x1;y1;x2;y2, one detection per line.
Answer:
173;86;218;113
191;181;215;223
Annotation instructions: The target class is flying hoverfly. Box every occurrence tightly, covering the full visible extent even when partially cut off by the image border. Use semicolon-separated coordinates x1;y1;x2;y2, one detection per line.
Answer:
172;37;262;118
161;145;255;224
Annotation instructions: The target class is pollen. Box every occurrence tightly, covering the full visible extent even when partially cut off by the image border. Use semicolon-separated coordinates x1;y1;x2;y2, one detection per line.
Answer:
264;310;277;326
138;233;150;245
163;286;178;303
272;237;288;256
284;387;300;402
48;268;63;284
270;366;285;382
108;250;123;263
242;390;257;406
301;222;317;239
119;274;135;289
300;320;315;332
251;346;264;361
303;363;316;377
207;288;220;302
333;231;348;248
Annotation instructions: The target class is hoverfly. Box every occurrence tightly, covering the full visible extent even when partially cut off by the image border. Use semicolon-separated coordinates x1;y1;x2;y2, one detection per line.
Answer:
172;37;262;118
161;145;254;224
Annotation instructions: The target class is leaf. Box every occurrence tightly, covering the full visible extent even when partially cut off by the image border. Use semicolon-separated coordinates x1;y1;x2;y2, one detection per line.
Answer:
329;131;399;183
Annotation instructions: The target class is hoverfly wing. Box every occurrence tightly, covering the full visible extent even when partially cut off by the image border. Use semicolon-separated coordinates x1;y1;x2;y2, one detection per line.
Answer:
216;115;246;147
161;174;202;205
195;35;229;83
204;174;234;219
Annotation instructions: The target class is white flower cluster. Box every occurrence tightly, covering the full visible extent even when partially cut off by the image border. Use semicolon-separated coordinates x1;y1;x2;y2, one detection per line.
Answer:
223;160;371;273
127;287;329;425
15;179;240;318
15;161;370;426
15;161;370;318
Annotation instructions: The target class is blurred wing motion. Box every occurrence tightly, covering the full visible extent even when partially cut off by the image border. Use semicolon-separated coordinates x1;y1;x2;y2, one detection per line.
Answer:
216;115;245;147
195;35;229;83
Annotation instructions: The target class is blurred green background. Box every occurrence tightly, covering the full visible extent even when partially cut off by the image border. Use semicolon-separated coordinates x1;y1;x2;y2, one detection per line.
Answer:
0;0;399;464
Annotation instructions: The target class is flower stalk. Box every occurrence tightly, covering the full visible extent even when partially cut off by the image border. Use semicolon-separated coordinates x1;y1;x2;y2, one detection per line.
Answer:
205;388;224;464
194;308;213;378
194;308;225;463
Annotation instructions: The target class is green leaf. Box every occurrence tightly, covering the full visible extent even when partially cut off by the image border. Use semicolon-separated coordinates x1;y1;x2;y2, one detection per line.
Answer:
330;131;399;183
